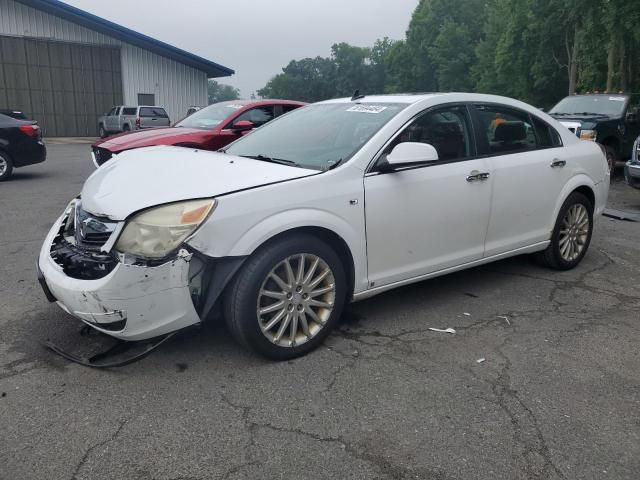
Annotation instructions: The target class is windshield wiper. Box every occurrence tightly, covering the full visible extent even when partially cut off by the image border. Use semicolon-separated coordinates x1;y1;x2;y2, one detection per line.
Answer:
575;112;603;116
326;158;343;171
241;154;299;167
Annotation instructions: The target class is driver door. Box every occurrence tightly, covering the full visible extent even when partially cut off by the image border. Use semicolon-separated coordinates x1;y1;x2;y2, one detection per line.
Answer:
364;105;493;287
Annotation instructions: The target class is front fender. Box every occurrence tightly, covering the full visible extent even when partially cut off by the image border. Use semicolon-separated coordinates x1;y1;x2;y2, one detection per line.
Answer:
187;207;368;295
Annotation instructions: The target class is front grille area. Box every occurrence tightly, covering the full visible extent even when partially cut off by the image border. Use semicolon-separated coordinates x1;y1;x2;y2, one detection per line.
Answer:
92;147;112;166
49;205;118;280
74;207;118;250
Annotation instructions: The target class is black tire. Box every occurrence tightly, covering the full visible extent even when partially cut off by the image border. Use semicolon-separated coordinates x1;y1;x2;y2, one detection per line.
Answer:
604;145;617;176
99;124;107;138
0;150;13;181
535;192;593;270
224;234;347;360
122;124;130;132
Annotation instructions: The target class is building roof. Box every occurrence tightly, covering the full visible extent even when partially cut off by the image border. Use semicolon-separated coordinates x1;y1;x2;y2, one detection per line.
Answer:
16;0;234;78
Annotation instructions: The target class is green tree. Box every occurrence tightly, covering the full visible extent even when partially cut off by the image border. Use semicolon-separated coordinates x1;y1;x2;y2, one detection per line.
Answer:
258;56;336;102
207;80;240;105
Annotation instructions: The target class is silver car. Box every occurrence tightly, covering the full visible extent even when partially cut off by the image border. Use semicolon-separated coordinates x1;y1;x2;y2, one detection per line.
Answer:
98;106;170;137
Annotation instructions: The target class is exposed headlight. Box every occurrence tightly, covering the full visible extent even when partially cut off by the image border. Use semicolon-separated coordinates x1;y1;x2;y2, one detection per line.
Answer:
579;129;597;141
115;199;216;258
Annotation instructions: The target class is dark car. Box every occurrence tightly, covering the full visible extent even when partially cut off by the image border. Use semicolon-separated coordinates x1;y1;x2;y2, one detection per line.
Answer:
0;112;46;181
0;109;28;120
549;93;640;171
91;99;306;167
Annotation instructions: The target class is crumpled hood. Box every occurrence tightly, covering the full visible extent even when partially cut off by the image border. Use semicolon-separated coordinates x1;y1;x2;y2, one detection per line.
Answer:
94;127;209;151
81;146;317;220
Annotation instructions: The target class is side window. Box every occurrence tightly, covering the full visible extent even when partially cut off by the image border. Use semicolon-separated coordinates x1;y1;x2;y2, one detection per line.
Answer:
382;105;473;162
475;105;537;154
531;116;562;148
282;104;301;114
627;96;640;120
122;107;137;115
114;107;121;116
107;107;116;116
233;106;275;128
139;107;168;118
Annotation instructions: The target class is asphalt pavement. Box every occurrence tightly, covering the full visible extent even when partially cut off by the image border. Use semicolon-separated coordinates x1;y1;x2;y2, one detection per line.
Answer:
1;144;639;480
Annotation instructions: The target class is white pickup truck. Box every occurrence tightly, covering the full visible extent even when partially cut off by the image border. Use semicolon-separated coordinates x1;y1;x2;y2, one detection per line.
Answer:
98;106;170;138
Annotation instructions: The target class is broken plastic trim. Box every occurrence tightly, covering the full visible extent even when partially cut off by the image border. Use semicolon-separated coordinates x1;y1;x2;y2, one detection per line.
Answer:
44;332;176;368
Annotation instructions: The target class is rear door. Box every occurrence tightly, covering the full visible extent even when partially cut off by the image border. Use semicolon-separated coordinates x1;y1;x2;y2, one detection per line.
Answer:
471;104;570;256
105;107;117;131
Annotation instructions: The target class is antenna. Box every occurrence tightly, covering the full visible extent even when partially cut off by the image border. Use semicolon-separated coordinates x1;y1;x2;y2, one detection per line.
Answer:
351;89;365;101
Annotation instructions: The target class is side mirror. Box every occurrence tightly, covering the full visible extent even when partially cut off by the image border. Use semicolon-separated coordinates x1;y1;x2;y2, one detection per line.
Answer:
384;142;439;170
232;120;254;132
626;111;638;124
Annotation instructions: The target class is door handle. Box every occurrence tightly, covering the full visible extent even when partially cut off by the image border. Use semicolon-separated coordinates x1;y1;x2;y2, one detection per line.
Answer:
550;158;566;168
466;171;490;182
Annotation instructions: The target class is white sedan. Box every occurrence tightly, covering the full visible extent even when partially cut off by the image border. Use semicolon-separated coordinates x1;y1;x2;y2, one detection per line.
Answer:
38;93;609;359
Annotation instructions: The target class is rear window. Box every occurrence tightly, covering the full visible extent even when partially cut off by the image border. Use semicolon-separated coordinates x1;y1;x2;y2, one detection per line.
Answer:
0;110;27;120
139;107;168;118
122;107;136;115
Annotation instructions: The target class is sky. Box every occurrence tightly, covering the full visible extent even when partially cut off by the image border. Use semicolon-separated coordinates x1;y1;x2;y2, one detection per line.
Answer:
64;0;419;97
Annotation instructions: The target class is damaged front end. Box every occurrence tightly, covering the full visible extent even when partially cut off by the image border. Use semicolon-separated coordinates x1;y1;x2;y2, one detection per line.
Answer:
37;199;231;342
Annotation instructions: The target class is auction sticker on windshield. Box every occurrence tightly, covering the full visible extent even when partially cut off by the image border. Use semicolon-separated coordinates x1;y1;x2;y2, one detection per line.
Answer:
226;104;245;109
346;105;388;114
609;97;625;101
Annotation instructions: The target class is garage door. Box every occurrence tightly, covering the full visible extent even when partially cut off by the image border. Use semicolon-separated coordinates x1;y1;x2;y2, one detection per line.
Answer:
0;36;123;137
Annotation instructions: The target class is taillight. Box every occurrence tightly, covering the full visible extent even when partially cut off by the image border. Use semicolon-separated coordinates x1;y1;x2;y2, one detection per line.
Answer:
19;124;40;137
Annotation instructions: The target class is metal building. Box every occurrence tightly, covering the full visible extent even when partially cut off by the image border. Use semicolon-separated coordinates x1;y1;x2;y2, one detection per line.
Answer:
0;0;233;136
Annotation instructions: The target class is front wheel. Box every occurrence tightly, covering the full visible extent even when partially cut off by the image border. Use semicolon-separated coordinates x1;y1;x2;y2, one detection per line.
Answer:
0;151;13;181
99;125;107;138
224;235;347;360
535;192;593;270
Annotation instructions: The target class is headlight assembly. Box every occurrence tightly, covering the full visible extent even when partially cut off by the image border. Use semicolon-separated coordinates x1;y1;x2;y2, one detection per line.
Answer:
115;199;216;258
579;129;597;141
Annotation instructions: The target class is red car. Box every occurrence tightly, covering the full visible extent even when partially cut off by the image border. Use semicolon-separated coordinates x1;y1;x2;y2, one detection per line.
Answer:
91;99;306;167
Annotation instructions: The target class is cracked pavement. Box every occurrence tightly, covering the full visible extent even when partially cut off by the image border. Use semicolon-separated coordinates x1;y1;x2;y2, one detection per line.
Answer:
1;144;639;479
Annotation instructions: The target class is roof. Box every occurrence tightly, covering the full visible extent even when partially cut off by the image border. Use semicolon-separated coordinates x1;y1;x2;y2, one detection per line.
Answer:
16;0;234;78
317;93;449;105
214;99;307;107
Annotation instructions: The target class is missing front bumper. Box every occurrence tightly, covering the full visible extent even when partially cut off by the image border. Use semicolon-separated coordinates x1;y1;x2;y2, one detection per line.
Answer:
38;214;202;340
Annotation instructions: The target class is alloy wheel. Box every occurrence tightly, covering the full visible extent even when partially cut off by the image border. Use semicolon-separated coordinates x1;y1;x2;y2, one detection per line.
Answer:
559;204;590;262
257;253;336;348
0;157;6;175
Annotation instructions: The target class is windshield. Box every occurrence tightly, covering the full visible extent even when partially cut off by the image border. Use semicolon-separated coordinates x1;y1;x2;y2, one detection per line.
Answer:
175;102;246;129
550;95;627;116
225;103;408;171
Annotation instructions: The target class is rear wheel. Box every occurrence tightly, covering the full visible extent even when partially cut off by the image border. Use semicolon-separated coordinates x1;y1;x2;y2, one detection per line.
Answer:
604;145;617;175
122;124;130;132
535;192;593;270
224;235;347;360
0;151;13;181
